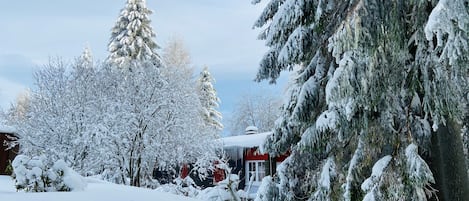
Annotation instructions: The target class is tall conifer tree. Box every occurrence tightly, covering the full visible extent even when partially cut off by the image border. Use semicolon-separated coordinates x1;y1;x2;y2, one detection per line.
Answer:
108;0;162;70
253;0;469;200
197;66;223;131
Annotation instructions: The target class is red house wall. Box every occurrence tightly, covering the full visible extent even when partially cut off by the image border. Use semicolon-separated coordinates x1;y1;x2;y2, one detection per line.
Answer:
244;148;289;162
213;161;225;183
0;133;18;175
180;164;189;179
244;148;268;161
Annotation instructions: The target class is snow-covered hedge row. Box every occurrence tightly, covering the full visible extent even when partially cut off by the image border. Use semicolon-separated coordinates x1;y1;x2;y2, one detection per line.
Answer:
12;155;87;192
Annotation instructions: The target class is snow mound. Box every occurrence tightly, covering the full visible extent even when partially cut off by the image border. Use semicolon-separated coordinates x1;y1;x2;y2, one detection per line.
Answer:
1;175;201;201
0;124;16;134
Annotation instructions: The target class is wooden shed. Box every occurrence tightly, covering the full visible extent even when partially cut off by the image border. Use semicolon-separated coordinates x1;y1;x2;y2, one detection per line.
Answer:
0;128;18;175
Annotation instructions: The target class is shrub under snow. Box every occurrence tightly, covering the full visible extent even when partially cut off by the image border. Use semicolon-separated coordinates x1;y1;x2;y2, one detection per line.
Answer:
196;162;251;201
156;176;201;198
12;155;87;192
196;174;242;201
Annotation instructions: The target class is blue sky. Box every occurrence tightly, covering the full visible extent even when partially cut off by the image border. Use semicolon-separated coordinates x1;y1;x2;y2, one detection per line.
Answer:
0;0;287;134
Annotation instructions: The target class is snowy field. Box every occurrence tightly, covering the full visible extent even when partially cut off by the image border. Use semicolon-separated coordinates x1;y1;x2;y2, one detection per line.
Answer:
0;176;200;201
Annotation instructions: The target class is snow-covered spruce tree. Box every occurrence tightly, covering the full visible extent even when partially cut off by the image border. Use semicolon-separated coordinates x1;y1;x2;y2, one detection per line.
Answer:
253;0;469;200
196;66;223;131
78;45;93;68
108;0;162;70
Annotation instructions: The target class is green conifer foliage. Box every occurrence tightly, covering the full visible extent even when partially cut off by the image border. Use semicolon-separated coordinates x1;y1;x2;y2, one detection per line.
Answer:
253;0;469;200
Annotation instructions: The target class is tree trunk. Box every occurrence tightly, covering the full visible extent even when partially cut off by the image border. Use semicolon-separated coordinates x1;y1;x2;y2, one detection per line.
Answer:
129;151;134;186
133;156;142;187
430;119;469;201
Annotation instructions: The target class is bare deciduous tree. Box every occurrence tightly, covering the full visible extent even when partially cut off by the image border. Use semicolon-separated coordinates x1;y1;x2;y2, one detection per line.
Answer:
228;91;281;135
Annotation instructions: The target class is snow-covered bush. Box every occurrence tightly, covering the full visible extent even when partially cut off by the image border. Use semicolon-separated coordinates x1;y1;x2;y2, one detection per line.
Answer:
12;155;46;192
196;161;250;201
196;174;242;201
48;160;87;191
156;176;200;198
157;160;246;201
254;176;279;201
12;155;87;192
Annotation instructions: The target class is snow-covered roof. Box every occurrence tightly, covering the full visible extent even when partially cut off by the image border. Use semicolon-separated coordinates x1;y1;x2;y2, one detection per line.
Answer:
221;132;272;148
0;124;16;134
245;126;258;132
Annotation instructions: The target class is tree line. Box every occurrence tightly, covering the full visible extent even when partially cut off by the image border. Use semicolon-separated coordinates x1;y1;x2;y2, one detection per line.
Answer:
6;0;222;188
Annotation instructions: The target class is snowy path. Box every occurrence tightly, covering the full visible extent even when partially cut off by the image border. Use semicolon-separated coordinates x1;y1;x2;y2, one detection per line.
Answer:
0;176;201;201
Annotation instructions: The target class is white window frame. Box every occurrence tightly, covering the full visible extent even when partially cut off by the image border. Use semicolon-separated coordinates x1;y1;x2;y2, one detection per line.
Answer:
245;160;266;186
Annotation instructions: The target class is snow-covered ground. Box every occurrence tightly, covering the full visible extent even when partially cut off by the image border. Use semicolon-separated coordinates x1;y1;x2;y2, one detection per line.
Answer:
0;176;201;201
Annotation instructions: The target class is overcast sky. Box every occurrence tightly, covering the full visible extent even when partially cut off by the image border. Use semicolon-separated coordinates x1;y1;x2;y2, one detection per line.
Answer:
0;0;287;134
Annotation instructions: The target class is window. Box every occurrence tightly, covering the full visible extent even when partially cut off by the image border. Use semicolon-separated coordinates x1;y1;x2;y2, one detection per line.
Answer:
246;160;266;186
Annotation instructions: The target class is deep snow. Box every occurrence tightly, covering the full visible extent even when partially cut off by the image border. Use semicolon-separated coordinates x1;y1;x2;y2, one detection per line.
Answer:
0;176;200;201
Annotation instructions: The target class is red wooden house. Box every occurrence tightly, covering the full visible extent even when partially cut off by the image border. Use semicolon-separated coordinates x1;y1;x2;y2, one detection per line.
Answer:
219;127;289;192
0;126;18;175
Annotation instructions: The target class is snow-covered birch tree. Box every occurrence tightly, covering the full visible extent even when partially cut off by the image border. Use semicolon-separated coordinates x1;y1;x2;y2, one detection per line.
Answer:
8;47;98;175
160;38;219;175
253;0;469;200
66;47;100;174
228;91;281;135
